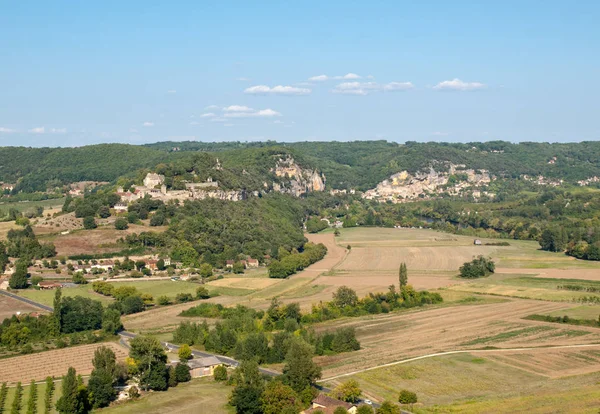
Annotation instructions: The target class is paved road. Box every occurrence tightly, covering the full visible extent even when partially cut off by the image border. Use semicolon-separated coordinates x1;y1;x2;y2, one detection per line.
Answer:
0;289;54;312
3;290;381;406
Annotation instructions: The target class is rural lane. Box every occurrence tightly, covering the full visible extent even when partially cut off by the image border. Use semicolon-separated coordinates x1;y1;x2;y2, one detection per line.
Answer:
0;289;54;311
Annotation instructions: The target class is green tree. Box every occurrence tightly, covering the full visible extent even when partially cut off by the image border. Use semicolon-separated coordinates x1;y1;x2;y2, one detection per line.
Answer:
229;360;264;414
83;216;97;230
50;288;62;336
87;369;115;409
56;367;89;414
9;260;29;289
332;379;361;403
167;366;178;388
213;365;228;381
129;336;168;391
334;408;348;414
102;308;123;334
399;262;408;287
398;389;417;404
232;262;245;274
156;258;166;271
174;363;191;383
376;400;401;414
357;405;375;414
114;218;129;230
26;379;37;414
178;344;192;361
10;382;22;414
261;381;302;414
44;377;54;414
0;382;8;413
195;286;210;299
282;340;322;393
332;286;358;308
199;263;213;278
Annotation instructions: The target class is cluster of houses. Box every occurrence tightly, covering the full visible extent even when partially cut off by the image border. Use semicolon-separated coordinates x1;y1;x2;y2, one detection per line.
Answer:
0;182;15;193
225;258;259;269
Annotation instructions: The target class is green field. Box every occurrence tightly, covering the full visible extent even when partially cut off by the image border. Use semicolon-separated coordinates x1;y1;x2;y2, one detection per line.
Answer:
103;377;234;414
0;197;66;213
548;305;600;320
17;285;114;307
449;274;600;302
4;381;62;414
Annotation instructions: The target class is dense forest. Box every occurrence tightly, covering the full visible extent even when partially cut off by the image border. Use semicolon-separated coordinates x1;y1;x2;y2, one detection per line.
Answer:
2;141;600;192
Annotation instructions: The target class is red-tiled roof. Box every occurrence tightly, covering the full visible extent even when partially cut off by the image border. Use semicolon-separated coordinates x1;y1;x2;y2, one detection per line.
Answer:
312;394;353;409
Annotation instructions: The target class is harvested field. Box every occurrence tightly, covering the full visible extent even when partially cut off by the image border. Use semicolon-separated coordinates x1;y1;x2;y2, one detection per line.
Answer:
47;223;168;256
334;352;600;412
0;293;47;319
207;277;281;290
0;342;128;384
485;348;600;378
314;298;600;378
0;221;19;239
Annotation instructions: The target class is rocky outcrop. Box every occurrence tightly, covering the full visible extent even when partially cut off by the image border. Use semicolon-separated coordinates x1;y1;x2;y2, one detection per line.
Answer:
272;156;325;196
363;165;491;202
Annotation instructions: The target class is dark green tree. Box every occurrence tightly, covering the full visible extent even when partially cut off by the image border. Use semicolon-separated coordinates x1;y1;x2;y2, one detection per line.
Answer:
26;379;37;414
83;216;97;230
10;382;22;414
399;262;408;287
282;340;322;393
9;260;29;289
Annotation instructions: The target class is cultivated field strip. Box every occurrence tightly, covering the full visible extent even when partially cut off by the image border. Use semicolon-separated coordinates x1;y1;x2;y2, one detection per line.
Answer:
316;299;600;377
0;342;128;384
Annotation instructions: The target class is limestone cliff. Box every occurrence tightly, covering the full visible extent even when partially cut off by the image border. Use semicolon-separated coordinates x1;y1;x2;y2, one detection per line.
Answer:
272;156;326;196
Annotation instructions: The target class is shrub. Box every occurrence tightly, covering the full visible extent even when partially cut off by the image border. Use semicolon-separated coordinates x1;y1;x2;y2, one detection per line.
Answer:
195;286;210;299
83;216;97;230
459;256;495;278
114;218;129;230
398;389;417;404
213;365;228;381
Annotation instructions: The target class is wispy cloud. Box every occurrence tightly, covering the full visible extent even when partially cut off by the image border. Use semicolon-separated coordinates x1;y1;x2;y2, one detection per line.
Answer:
224;108;281;118
432;131;449;136
0;127;15;133
308;73;362;81
142;122;154;127
244;85;311;95
433;78;486;91
129;128;138;133
50;128;67;134
308;74;329;81
223;105;254;112
205;105;220;110
200;113;217;118
332;81;414;95
28;127;45;134
167;90;177;94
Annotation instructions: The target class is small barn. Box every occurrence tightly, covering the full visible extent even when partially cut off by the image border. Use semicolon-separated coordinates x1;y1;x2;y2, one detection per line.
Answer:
473;239;482;245
187;356;223;378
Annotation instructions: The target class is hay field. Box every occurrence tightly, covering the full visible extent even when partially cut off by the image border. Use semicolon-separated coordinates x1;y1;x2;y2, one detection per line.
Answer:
0;342;128;384
335;352;600;412
17;285;114;307
314;298;600;378
0;293;47;319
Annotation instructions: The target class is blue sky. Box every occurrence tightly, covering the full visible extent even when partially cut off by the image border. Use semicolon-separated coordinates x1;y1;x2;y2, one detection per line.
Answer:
1;0;598;147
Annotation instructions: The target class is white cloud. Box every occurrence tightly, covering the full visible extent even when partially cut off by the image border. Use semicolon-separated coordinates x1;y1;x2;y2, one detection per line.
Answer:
224;108;281;118
332;81;414;95
433;78;486;91
366;75;375;79
273;120;284;124
244;85;311;95
200;113;216;118
143;122;154;127
28;127;45;134
224;123;234;127
0;127;15;133
223;105;254;112
308;74;328;81
335;73;361;80
50;128;67;134
382;82;414;91
211;117;227;123
205;104;220;110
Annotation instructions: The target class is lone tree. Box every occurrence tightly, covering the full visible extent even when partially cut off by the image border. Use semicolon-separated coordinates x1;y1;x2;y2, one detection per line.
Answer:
282;340;322;393
459;256;495;278
399;262;408;287
332;379;361;403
